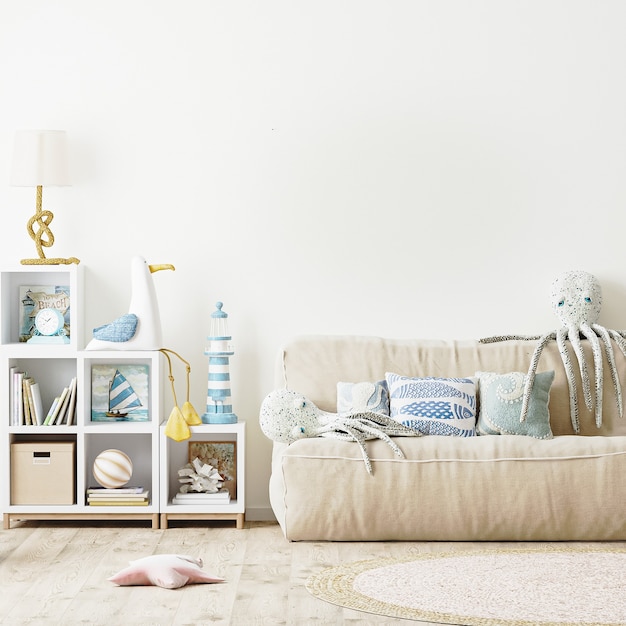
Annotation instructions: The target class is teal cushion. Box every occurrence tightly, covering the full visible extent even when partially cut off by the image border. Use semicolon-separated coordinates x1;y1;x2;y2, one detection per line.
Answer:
476;370;554;439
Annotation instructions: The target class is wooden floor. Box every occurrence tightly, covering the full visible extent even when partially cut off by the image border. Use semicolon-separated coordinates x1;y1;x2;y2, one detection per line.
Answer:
0;519;623;626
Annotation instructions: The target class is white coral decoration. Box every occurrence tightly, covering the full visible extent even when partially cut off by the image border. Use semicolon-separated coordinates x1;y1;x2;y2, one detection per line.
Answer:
177;457;224;493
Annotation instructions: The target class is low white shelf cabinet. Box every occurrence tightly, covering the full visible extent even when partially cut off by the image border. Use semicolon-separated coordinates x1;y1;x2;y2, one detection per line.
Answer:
159;422;246;529
1;265;246;530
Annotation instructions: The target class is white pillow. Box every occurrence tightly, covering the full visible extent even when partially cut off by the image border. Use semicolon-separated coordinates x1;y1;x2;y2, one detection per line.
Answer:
336;380;389;414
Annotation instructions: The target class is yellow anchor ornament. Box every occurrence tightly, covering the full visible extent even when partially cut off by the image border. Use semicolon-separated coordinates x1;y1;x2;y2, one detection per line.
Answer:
160;349;201;441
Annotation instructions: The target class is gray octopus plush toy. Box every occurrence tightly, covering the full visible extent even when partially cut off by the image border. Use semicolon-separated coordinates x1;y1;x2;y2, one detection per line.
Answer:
481;270;626;431
259;388;419;474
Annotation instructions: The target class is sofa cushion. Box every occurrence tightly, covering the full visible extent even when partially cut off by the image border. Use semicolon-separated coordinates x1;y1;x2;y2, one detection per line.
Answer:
337;380;389;414
270;435;626;541
385;372;477;436
476;370;554;439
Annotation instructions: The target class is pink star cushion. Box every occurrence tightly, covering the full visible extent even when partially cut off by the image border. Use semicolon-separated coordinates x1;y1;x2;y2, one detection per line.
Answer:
108;554;224;589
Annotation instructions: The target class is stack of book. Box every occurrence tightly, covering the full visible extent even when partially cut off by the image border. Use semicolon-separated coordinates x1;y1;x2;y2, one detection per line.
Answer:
171;489;231;505
86;486;150;506
10;369;77;427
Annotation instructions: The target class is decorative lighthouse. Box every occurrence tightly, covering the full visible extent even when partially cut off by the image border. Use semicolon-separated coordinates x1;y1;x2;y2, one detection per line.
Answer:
202;301;238;424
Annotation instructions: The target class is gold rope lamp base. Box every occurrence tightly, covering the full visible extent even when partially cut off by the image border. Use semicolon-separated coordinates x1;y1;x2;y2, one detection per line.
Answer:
21;257;81;265
20;185;80;266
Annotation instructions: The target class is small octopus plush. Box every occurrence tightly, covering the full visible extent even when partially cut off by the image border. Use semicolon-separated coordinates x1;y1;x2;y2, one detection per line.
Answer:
259;388;420;474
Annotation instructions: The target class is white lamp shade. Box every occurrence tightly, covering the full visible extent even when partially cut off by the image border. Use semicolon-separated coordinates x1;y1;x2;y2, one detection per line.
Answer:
10;130;70;187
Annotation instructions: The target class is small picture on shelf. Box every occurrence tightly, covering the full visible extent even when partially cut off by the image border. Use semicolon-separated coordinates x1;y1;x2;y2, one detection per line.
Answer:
188;441;237;499
91;364;150;422
19;285;70;342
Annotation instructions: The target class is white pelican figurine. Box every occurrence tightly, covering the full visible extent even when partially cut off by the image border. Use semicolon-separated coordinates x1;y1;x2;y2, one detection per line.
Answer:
86;256;175;351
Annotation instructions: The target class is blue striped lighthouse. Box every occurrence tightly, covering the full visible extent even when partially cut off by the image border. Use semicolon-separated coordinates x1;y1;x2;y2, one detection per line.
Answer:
202;301;238;424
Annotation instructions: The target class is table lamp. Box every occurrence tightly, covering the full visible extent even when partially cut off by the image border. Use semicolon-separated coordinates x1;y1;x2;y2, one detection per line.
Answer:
10;129;79;265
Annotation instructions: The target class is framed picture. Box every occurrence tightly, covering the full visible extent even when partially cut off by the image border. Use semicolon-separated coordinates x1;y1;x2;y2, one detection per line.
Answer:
91;364;150;422
188;441;237;498
19;285;70;342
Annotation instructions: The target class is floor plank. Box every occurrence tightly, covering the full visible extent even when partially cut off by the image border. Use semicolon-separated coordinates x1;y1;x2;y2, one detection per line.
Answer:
0;519;624;625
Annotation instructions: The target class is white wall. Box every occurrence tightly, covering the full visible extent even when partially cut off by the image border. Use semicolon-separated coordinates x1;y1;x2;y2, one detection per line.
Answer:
1;1;626;519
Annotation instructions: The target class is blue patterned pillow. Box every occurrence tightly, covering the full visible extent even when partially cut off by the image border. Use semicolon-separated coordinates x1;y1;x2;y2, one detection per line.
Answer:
336;380;389;415
385;372;477;436
475;370;554;439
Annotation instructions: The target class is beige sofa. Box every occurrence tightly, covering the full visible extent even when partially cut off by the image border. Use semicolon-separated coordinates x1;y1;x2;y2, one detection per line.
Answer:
267;335;626;541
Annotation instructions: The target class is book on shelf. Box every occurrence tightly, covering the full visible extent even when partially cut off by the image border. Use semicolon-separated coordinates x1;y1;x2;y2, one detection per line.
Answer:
9;366;17;425
10;369;26;425
86;485;145;494
52;377;76;425
22;376;34;425
23;377;44;425
43;396;60;425
173;489;230;499
41;376;77;426
88;500;149;506
64;377;78;425
44;386;69;425
88;490;149;500
172;490;231;505
18;284;70;342
52;387;70;425
88;495;150;502
29;381;44;425
87;487;150;506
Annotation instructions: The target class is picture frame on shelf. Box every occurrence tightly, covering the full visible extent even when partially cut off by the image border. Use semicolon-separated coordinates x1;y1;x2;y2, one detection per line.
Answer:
188;441;237;499
91;363;150;422
19;285;70;342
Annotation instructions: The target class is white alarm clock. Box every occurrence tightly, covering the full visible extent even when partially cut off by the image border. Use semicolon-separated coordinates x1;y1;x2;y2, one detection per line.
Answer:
27;308;70;344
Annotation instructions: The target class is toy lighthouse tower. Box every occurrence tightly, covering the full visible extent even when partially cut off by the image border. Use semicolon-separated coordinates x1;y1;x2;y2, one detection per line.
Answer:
202;301;238;424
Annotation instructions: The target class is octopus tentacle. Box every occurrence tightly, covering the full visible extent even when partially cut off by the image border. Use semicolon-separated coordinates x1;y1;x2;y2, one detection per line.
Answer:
591;324;623;419
479;334;542;343
346;413;419;437
566;325;592;411
317;411;419;472
521;332;556;422
606;328;626;360
328;423;374;474
556;328;580;433
322;413;421;472
349;422;405;458
580;322;604;428
348;415;417;453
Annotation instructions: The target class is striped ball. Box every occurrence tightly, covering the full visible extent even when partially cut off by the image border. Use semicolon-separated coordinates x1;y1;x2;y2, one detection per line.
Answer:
93;449;133;488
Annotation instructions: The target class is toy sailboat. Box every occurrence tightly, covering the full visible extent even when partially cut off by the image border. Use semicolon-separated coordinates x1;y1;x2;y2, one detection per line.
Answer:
106;369;143;419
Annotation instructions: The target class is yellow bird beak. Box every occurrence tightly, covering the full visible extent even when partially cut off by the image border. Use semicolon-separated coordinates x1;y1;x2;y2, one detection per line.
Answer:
149;264;175;273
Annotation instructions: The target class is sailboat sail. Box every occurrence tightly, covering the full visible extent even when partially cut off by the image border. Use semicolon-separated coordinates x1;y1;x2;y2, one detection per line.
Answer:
107;369;142;416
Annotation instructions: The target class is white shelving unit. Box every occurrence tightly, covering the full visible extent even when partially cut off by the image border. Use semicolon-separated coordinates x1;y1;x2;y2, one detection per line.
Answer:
0;265;162;529
1;264;247;530
159;422;245;529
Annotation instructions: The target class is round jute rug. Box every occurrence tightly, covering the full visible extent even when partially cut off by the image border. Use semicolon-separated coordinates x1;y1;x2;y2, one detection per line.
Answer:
306;546;626;625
